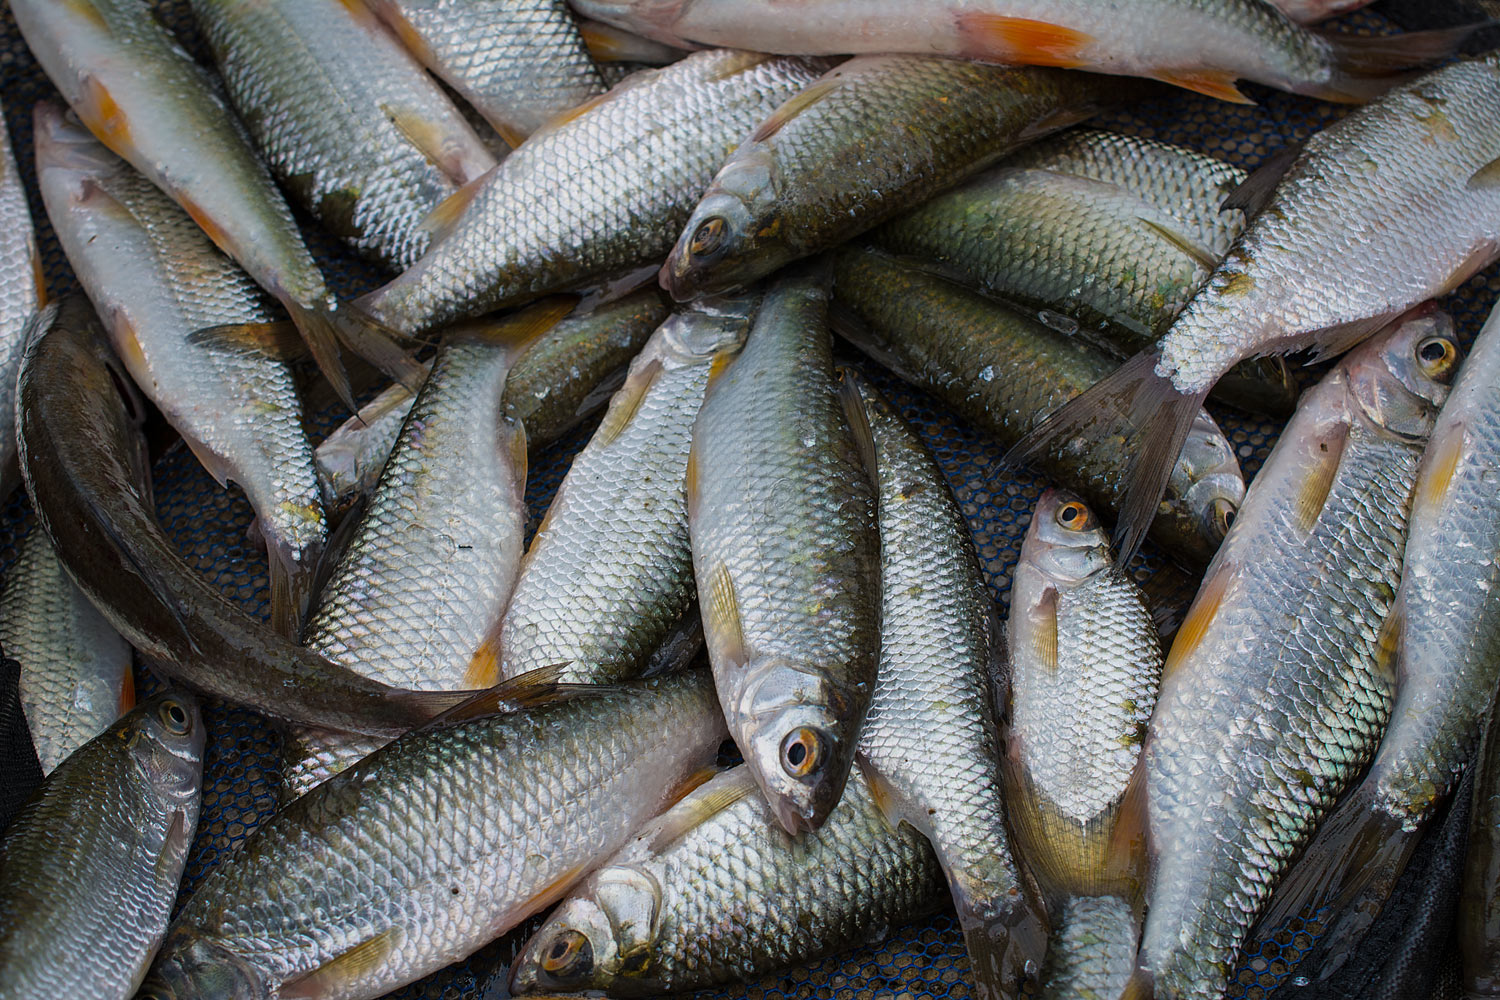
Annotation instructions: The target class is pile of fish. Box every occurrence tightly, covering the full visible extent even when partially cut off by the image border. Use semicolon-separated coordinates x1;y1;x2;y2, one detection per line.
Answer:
1;1;1500;999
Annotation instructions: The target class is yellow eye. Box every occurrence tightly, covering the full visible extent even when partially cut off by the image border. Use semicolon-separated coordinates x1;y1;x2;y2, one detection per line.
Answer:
1416;336;1459;379
689;217;727;257
1055;501;1094;531
157;699;191;736
1209;497;1237;541
780;727;826;778
541;929;593;978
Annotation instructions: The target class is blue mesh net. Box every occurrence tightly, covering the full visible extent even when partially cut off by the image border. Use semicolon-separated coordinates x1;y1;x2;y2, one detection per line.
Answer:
0;2;1488;997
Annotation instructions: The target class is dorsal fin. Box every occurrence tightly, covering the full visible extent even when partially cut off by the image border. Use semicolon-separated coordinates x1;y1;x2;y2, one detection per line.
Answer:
1221;145;1298;217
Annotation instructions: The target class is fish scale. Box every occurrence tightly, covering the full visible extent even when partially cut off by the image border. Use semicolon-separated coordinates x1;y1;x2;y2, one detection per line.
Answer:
142;672;726;1000
190;0;497;270
368;0;606;145
0;97;42;503
360;50;829;334
1139;313;1459;999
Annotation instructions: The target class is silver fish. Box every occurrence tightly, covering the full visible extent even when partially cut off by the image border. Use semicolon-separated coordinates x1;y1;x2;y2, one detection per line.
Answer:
367;0;607;148
139;670;726;1000
1011;53;1500;563
359;49;829;334
189;0;496;271
491;294;757;684
1004;489;1162;1000
1251;297;1500;974
0;97;44;501
1134;309;1462;1000
36;103;328;637
689;271;880;835
12;0;420;408
0;692;203;1000
4;525;134;776
509;766;946;995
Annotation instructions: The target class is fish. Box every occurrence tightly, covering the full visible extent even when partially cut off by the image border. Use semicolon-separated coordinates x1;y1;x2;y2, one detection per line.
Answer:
830;245;1242;567
1250;297;1500;975
2;524;134;776
508;765;947;995
358;49;829;334
868;128;1297;417
366;0;608;148
36;102;328;638
850;371;1046;1000
1010;53;1500;564
564;0;1471;102
1003;489;1163;1000
11;0;421;409
1269;0;1375;24
0;691;204;1000
14;296;474;736
0;97;45;502
1462;693;1500;998
188;0;497;271
286;298;572;790
661;57;1129;300
316;287;670;516
137;669;727;1000
488;293;758;685
688;270;880;835
576;16;690;65
1132;308;1462;1000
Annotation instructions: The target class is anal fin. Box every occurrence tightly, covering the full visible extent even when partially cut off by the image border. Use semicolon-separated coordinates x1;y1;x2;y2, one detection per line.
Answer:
1149;68;1253;104
280;926;404;1000
953;12;1094;67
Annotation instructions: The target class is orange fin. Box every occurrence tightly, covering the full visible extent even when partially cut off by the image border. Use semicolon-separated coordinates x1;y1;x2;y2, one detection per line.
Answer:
702;563;748;670
1120;968;1155;1000
118;667;136;716
75;74;135;158
1416;420;1467;514
463;628;503;688
594;357;663;448
953;12;1094;67
280;926;403;1000
418;171;492;245
187;320;307;362
1150;68;1253;104
533;88;619;138
750;78;840;142
646;767;756;853
578;18;684;63
1163;559;1235;680
448;296;576;357
1294;420;1349;533
367;0;436;65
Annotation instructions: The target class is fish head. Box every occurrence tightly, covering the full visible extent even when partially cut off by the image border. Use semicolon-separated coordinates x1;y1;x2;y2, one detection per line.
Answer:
33;99;125;198
1348;306;1462;438
510;865;664;995
661;149;788;300
1171;412;1246;547
731;657;861;834
128;691;206;805
1021;489;1113;587
136;932;271;1000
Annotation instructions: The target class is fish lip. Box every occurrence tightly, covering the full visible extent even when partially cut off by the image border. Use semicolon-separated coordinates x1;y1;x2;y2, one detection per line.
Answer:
770;795;821;835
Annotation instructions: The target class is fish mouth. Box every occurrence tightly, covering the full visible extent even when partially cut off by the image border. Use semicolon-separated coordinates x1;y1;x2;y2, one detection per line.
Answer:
770;795;821;835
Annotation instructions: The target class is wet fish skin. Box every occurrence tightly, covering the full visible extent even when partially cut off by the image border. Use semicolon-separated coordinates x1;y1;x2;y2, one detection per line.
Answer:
14;296;464;736
11;0;417;407
359;49;829;334
1462;695;1500;998
190;0;497;271
850;371;1045;1000
662;57;1125;300
830;245;1242;567
1137;310;1461;1000
868;129;1296;418
367;0;607;146
1269;0;1375;23
689;271;880;835
1004;489;1161;1000
0;691;204;1000
509;766;947;995
1011;54;1500;564
315;287;670;515
494;293;758;685
35;102;327;638
1252;298;1500;971
0;98;44;501
4;524;134;775
566;0;1462;101
140;670;726;1000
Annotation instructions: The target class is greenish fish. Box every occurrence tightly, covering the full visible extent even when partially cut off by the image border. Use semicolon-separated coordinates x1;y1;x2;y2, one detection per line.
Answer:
0;692;203;1000
0;96;45;502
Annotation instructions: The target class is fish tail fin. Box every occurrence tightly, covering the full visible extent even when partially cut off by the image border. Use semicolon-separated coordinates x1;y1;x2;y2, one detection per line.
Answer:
265;532;321;641
1002;350;1206;565
287;299;424;412
1119;967;1155;1000
950;877;1049;1000
1309;24;1487;103
1249;787;1421;980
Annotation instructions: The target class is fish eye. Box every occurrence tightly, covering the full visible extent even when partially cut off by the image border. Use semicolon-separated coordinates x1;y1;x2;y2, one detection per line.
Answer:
689;217;727;258
1054;500;1093;531
1415;336;1458;378
780;727;827;779
541;929;593;979
1208;497;1237;542
158;700;191;736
